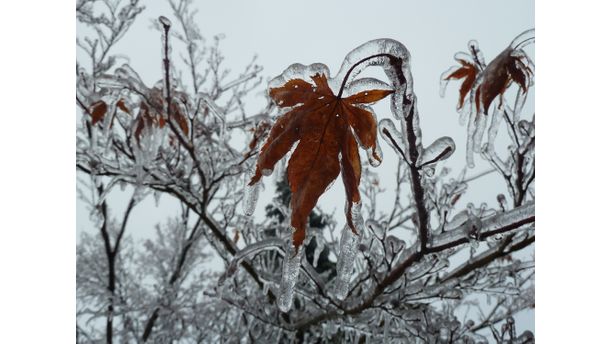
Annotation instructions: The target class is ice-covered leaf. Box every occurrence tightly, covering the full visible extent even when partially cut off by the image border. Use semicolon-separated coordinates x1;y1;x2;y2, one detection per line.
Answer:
440;56;479;110
249;72;392;249
89;100;108;125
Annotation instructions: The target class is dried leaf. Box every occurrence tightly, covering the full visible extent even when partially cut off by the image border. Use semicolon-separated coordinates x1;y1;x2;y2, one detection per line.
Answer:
89;100;108;125
250;73;392;248
444;60;478;109
132;88;189;146
445;47;533;115
116;99;131;114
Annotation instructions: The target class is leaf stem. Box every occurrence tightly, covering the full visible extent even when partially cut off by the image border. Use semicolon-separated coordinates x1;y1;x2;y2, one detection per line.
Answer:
337;53;395;98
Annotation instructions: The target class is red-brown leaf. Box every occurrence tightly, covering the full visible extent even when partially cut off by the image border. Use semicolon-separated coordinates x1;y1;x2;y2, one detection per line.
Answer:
444;61;478;109
89;100;108;125
477;48;531;114
116;99;131;114
250;73;392;248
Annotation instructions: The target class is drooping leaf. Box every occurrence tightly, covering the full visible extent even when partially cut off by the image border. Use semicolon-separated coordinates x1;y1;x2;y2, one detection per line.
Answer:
89;100;108;125
445;47;533;115
443;60;478;109
132;87;190;147
249;73;392;248
116;99;131;114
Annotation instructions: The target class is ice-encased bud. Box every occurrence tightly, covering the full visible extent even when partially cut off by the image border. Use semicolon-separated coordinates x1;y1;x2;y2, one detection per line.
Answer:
379;118;406;158
335;225;360;300
419;137;455;167
312;237;324;268
278;238;304;312
158;16;172;28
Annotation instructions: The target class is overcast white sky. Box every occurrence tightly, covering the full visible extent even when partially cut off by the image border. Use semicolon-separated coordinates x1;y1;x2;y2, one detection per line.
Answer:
77;0;535;337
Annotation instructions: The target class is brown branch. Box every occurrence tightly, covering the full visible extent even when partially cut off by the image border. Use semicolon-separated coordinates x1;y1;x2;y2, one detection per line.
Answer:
293;207;534;331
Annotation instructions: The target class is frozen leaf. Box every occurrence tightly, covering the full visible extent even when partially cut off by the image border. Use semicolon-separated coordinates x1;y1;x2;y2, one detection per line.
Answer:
440;55;479;110
249;72;391;249
478;47;533;115
89;100;108;125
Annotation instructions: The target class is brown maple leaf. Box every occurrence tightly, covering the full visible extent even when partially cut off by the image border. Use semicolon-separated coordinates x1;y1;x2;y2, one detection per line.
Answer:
478;47;532;114
89;100;108;125
444;46;532;115
249;73;392;249
443;59;478;110
133;87;190;147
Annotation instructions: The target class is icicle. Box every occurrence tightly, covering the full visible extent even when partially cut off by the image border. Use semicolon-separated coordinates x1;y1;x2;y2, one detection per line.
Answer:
312;238;323;268
382;312;390;344
485;106;502;154
439;327;451;344
472;110;488;158
350;201;366;234
335;225;360;300
243;181;260;216
513;86;528;122
278;237;304;312
153;191;161;207
419;136;456;167
465;109;478;168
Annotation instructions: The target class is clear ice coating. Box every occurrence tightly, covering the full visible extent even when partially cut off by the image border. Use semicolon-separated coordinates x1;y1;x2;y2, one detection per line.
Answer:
366;219;386;241
270;38;418;151
243;180;260;216
312;237;323;268
485;106;502;155
335;225;360;300
378;118;406;158
419;136;456;167
278;238;304;313
510;28;535;50
350;201;366;234
158;15;172;28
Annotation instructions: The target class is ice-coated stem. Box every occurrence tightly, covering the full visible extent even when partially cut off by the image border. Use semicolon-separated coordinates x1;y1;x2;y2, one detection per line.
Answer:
278;240;304;312
335;225;360;300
